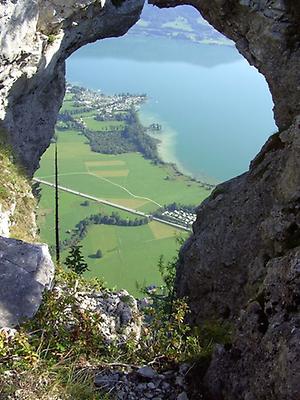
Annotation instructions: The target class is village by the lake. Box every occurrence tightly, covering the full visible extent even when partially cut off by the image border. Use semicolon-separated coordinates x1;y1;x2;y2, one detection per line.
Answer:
56;84;211;229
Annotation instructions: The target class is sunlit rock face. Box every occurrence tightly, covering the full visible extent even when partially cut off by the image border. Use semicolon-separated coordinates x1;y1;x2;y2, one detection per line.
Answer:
0;237;54;328
0;0;144;175
0;204;15;238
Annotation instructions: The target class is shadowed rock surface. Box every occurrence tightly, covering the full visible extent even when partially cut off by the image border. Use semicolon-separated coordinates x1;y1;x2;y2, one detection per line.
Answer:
205;247;300;400
177;119;300;323
0;237;54;328
177;118;300;399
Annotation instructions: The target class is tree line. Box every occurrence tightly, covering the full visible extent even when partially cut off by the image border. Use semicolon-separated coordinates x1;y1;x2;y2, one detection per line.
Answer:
84;110;160;162
57;110;161;163
57;211;149;253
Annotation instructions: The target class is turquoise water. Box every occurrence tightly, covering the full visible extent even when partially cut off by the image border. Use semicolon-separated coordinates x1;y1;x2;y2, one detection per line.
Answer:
67;35;276;182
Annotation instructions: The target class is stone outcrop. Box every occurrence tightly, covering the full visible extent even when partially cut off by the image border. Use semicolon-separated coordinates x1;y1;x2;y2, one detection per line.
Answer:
176;118;300;399
0;237;55;328
0;0;144;176
53;285;142;343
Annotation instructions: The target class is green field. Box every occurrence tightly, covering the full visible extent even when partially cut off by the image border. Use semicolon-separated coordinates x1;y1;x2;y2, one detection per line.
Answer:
36;129;209;214
82;118;125;132
36;93;210;296
81;222;182;294
37;186;142;246
59;94;76;112
38;186;183;295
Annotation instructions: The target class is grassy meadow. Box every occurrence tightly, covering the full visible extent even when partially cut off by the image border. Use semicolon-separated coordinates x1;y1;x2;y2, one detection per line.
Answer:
36;93;210;295
82;222;182;294
37;185;185;296
36;128;209;214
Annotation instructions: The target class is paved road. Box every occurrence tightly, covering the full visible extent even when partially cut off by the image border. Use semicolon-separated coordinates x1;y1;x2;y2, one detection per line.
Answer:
33;178;192;233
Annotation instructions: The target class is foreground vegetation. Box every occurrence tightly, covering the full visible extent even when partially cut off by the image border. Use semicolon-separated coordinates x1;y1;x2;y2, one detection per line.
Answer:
0;261;232;400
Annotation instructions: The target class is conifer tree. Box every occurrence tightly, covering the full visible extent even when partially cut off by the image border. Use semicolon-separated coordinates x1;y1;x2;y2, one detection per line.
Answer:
65;245;89;275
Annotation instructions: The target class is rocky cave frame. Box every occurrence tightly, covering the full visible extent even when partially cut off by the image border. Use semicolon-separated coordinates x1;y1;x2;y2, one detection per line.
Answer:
1;0;300;398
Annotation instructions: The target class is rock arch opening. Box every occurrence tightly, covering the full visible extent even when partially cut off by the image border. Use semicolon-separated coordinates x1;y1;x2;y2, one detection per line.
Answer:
63;2;276;183
34;2;275;296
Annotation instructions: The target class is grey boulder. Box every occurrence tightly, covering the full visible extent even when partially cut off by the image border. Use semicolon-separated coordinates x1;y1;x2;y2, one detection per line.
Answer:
0;236;54;328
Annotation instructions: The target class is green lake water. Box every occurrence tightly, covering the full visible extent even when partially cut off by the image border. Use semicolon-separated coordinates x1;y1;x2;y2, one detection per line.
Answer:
67;35;276;182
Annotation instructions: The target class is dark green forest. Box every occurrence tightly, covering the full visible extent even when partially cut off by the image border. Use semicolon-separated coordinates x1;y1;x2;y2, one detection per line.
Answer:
58;110;160;162
84;111;160;161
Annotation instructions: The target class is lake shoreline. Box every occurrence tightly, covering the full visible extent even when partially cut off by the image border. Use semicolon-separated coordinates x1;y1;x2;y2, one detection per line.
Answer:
67;34;275;182
63;82;216;191
139;106;218;187
128;31;234;48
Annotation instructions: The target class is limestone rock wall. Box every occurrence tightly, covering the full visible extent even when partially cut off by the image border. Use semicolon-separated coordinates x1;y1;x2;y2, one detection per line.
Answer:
205;246;300;400
176;118;300;399
176;119;300;323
